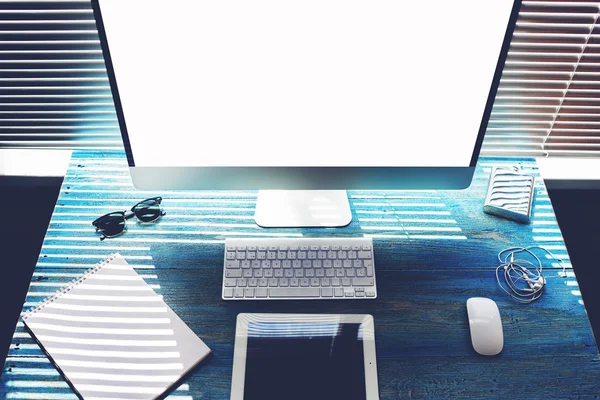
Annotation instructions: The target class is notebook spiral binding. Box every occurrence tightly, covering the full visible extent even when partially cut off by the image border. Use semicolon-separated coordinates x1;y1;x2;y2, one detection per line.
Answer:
22;253;118;320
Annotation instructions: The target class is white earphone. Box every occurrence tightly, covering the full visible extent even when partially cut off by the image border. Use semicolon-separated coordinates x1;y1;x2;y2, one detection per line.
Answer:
496;246;566;303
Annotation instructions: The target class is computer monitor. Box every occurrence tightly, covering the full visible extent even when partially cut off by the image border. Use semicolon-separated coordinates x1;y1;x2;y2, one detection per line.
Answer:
92;0;519;227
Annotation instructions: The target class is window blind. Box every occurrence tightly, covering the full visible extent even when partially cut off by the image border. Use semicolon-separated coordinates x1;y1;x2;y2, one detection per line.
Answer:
1;0;599;156
482;0;600;158
0;0;120;149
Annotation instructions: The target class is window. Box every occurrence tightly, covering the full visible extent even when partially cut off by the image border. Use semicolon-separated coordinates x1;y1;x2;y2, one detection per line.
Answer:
1;0;598;156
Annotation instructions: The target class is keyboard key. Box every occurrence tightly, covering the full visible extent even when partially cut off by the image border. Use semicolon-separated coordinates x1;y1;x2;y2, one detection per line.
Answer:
236;251;246;260
364;260;374;276
342;278;352;286
234;288;244;298
353;277;375;286
226;252;236;260
310;278;320;287
245;288;255;298
334;288;344;297
226;260;240;269
243;269;253;278
223;288;234;298
279;278;289;287
290;278;299;287
331;278;341;286
366;290;376;297
358;251;372;259
237;278;247;287
321;288;333;297
247;252;256;260
256;288;268;298
300;278;309;287
269;278;278;287
248;278;258;287
259;278;268;287
270;288;320;298
225;270;242;278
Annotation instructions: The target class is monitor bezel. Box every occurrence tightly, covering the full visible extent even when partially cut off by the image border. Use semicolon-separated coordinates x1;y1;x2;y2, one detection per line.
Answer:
91;0;522;190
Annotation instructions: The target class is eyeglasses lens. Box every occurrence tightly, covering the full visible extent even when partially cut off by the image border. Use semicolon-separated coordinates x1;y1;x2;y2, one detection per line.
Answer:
97;213;126;237
133;198;162;222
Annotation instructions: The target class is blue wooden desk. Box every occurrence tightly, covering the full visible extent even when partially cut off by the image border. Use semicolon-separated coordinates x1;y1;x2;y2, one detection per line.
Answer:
2;151;599;399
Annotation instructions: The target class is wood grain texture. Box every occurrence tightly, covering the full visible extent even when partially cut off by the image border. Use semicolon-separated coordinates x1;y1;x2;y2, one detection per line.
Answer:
1;151;598;400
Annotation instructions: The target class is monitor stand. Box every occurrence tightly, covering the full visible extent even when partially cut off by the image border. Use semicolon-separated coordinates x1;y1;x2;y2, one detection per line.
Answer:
254;190;352;228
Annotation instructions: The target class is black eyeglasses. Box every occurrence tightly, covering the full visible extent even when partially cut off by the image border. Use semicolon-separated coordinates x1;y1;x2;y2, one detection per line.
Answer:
92;197;166;240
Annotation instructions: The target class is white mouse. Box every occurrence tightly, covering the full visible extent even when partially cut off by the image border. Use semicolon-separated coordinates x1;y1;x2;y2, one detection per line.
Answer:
466;297;504;356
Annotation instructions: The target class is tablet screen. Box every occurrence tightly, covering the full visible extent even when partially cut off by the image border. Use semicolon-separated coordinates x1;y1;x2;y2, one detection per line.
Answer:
244;322;366;400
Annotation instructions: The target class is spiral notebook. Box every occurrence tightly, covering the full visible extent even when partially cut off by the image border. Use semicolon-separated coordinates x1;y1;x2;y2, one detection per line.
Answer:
22;253;211;400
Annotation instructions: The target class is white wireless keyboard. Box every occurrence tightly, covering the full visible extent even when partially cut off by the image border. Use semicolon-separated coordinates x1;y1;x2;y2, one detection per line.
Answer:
222;237;377;300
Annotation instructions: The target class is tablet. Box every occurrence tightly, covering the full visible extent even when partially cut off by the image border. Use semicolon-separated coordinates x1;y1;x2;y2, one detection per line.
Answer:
230;313;379;400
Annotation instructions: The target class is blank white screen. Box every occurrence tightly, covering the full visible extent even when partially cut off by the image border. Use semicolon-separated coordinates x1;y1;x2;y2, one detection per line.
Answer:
98;0;514;167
